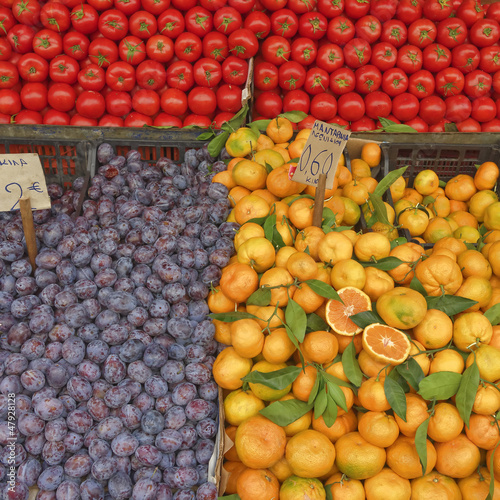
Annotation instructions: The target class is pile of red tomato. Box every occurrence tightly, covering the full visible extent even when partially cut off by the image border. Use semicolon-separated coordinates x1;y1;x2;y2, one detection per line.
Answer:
0;0;500;130
253;0;500;132
0;0;256;126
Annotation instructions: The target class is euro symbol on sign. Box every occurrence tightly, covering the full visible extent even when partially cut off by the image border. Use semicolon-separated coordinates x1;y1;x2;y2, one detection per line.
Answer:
27;182;43;193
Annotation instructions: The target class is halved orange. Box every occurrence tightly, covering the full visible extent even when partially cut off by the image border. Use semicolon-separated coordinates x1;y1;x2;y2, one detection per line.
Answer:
325;287;372;336
362;323;411;366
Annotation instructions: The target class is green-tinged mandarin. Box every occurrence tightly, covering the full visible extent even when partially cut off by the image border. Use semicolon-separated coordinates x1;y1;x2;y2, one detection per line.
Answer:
248;360;292;401
225;127;258;158
376;288;427;330
280;476;326;500
466;344;500;382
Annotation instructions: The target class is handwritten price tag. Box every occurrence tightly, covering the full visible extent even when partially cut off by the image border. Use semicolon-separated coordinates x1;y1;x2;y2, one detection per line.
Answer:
291;121;351;189
0;154;51;212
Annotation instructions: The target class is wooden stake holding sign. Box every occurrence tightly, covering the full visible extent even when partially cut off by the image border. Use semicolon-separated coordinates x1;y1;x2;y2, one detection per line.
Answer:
290;121;351;228
0;153;52;271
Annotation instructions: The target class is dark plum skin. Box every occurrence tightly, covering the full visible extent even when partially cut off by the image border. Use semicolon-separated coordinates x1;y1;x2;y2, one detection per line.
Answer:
0;146;230;496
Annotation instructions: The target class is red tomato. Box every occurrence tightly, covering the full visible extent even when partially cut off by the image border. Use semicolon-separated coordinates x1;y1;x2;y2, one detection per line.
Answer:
20;82;47;110
142;0;171;15
40;2;71;33
288;0;316;15
464;69;492;98
105;90;132;116
213;6;242;34
183;114;211;127
212;112;234;128
47;82;76;112
221;55;248;85
78;63;105;91
396;0;422;25
114;0;141;16
422;43;451;72
14;110;42;124
118;36;146;65
479;45;500;74
146;35;174;63
12;0;40;25
436;18;467;49
200;0;228;12
259;0;286;12
174;32;203;63
136;59;166;89
131;88;160;115
493;70;500;94
317;0;344;19
452;44;480;74
435;67;464;97
316;43;344;72
271;9;298;38
49;54;79;83
216;83;241;112
185;6;213;38
418;95;445;125
70;4;99;35
408;69;435;98
337;91;364;121
381;67;408;96
456;117;481;132
380;20;407;48
343;37;371;68
304;67;329;95
326;15;354;46
261;35;291;66
290;37;317;66
283;89;309;114
355;64;381;94
370;41;397;71
228;28;258;59
87;0;114;11
329;115;350;128
99;114;124;126
8;24;35;54
243;11;271;39
202;32;228;62
344;0;369;19
369;0;398;22
278;60;306;90
469;19;500;47
76;90;105;118
160;87;187;114
404;116;428;132
193;57;221;87
364;90;391;119
471;96;496;122
105;61;135;91
157;8;185;39
391;92;419;121
153;113;182;127
423;0;452;21
481;119;500;132
129;10;157;39
329;67;355;95
487;2;500;22
445;94;471;122
351;116;376;131
18;52;48;82
298;114;316;129
457;0;486;28
254;61;278;90
0;6;15;36
63;31;90;61
354;15;381;44
33;29;63;60
428;119;449;132
187;86;216;115
407;19;436;49
0;61;18;89
310;92;337;120
0;38;12;61
125;111;152;127
43;108;70;125
254;90;282;117
396;44;422;74
98;9;128;41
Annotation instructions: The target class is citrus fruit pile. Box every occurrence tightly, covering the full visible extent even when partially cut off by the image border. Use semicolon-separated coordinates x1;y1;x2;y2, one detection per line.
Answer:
209;115;500;500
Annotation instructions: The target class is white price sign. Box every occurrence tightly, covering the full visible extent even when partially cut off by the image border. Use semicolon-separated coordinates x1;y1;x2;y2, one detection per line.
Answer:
0;154;51;212
291;121;351;189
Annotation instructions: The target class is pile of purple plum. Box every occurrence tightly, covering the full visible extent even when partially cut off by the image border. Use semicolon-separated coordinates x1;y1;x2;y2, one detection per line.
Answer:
0;142;238;500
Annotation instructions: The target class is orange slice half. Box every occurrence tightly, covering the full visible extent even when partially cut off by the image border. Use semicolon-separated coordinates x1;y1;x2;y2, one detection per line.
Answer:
362;323;411;366
325;287;372;336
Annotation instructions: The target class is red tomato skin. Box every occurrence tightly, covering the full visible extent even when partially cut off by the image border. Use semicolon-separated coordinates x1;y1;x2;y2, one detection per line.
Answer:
344;0;369;20
70;5;99;35
221;55;248;85
228;28;258;59
435;67;465;97
124;111;153;127
436;18;467;49
105;90;132;116
408;69;435;99
185;6;213;38
310;92;337;121
396;44;423;74
422;43;451;72
391;92;419;122
243;11;270;39
216;83;242;112
283;88;310;114
457;0;486;28
370;42;397;72
364;90;391;119
316;43;344;73
142;0;171;15
157;8;185;39
350;116;376;131
404;116;428;132
418;95;445;125
20;81;47;111
479;46;500;74
369;0;398;23
329;67;355;95
337;91;364;121
47;82;76;112
304;67;329;95
187;86;216;115
464;69;492;98
469;19;500;47
160;87;187;115
43;108;70;125
99;114;124;126
445;94;472;122
407;19;437;49
326;16;354;46
423;0;453;22
254;90;282;117
381;67;409;96
343;37;371;69
354;15;381;44
278;60;306;90
380;20;407;48
471;96;496;122
481;118;500;132
317;0;344;20
14;109;42;124
354;64;381;94
453;44;480;74
213;6;242;34
8;24;36;54
76;90;106;119
456;117;481;132
153;113;182;127
136;59;167;90
396;0;422;26
270;9;298;38
290;37;317;66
